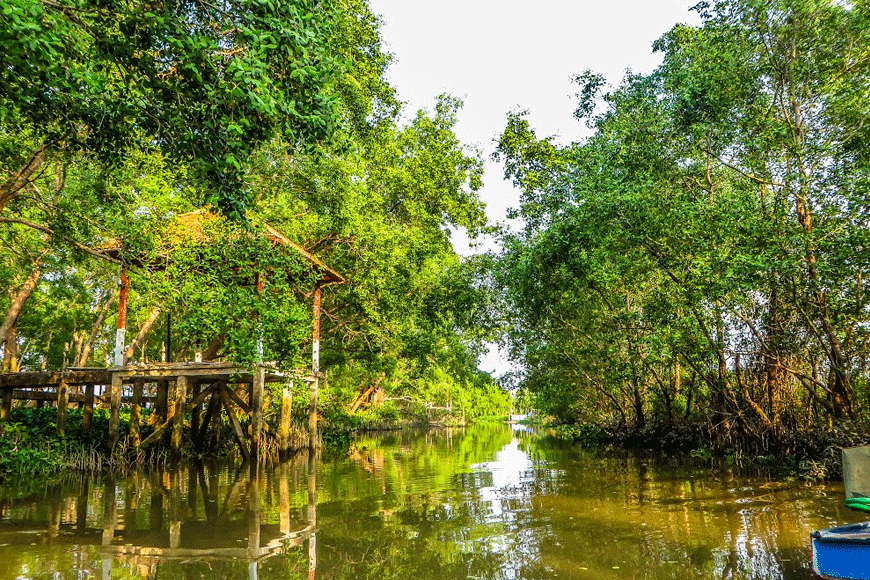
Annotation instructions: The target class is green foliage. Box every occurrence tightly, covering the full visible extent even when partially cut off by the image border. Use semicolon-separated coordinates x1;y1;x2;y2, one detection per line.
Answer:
0;407;126;477
552;423;607;446
0;1;508;436
494;0;870;452
155;219;313;369
0;0;388;214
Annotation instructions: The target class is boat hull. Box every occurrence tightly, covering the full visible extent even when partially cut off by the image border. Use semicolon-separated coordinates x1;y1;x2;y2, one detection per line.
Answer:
812;522;870;580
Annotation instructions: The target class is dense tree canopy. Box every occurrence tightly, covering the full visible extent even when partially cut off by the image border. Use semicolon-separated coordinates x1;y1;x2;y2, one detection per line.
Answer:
495;0;870;444
0;0;509;423
1;0;393;216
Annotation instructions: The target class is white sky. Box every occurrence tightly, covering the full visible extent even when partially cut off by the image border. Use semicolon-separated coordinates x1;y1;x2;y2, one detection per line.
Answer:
368;0;700;375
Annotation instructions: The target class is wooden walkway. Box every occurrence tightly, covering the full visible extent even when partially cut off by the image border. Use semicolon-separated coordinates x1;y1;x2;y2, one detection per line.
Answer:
0;362;319;458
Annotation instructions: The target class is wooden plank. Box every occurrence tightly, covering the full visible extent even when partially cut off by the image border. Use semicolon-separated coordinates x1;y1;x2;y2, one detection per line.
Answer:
309;378;318;450
190;381;202;438
109;373;122;447
0;364;298;388
172;375;188;456
220;386;249;461
130;380;143;447
250;368;264;463
1;386;12;421
9;389;154;403
56;378;69;437
279;382;293;454
83;384;94;432
226;386;251;414
137;418;171;450
195;388;222;452
0;370;111;388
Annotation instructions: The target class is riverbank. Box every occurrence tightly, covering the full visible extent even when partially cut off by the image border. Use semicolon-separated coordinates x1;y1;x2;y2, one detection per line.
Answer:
0;405;504;479
0;407;167;478
548;420;870;480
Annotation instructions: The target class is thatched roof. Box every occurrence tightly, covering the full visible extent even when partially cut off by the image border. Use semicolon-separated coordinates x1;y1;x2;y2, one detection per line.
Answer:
99;210;344;286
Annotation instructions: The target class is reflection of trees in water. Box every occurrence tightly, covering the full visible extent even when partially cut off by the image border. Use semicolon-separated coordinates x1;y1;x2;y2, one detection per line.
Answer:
0;454;318;580
520;447;844;579
0;426;852;580
316;425;539;580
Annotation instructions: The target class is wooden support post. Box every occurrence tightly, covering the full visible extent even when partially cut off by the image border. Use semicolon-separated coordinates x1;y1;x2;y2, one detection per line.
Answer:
109;373;122;447
156;379;169;443
309;282;322;452
113;269;129;367
157;379;169;416
123;472;138;537
172;375;188;457
312;284;321;375
83;384;94;432
196;387;222;452
56;378;69;437
190;381;202;437
220;386;249;461
48;484;62;538
169;470;181;549
1;386;12;421
102;477;117;547
309;378;318;451
250;368;264;465
211;388;223;449
149;476;164;532
130;379;143;447
279;381;293;454
103;479;117;579
187;467;198;515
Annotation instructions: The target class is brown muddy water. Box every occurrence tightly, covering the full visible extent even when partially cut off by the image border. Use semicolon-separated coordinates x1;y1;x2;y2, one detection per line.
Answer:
0;424;859;579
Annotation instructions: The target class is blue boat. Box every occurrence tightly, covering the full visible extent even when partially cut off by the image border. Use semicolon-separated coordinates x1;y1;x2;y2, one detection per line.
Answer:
812;522;870;579
812;447;870;580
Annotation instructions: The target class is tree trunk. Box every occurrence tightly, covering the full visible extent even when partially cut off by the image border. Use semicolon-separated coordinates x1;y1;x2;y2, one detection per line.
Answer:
789;90;855;419
202;334;225;361
0;145;47;213
2;328;19;372
77;290;116;366
713;305;732;439
735;353;773;430
763;285;785;428
0;251;47;347
632;381;645;430
794;191;854;418
123;305;162;364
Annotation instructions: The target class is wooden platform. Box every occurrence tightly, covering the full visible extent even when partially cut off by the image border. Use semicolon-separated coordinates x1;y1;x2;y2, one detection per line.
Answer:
0;362;303;387
0;362;320;459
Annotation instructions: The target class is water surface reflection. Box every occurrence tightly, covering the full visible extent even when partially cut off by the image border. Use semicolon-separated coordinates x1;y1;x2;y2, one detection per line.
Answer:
0;425;857;579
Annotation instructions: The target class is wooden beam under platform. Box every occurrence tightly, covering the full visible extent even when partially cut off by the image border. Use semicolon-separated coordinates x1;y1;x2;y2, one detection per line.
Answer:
1;362;318;457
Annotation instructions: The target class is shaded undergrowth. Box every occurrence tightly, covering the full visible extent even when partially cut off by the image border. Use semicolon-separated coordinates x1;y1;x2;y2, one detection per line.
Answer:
548;420;870;480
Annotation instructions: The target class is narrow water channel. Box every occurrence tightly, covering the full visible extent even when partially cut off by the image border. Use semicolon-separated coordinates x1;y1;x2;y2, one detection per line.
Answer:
0;425;857;579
